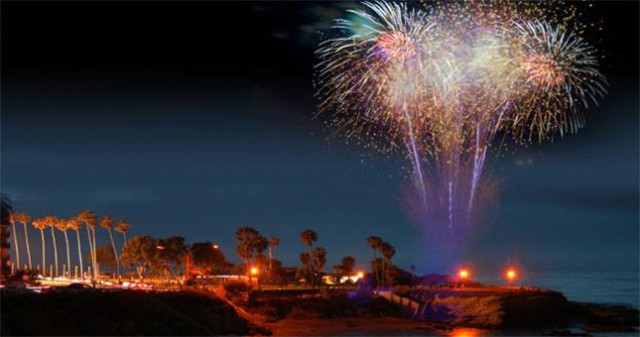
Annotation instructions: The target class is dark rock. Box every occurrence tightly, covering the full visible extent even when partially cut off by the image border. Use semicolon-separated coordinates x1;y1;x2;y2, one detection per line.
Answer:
583;324;638;333
574;302;639;327
409;288;577;329
1;290;250;336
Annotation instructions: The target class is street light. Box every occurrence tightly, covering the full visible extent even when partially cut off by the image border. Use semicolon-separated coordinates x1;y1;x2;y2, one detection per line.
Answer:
250;267;259;276
458;268;469;280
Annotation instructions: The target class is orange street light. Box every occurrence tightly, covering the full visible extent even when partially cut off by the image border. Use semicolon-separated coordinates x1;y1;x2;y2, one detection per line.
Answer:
356;271;364;279
458;268;469;280
506;268;517;283
250;267;259;276
213;244;219;249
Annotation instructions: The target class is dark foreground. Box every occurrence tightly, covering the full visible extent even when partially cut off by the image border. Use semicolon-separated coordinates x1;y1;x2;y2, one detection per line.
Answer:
0;290;249;336
1;288;638;336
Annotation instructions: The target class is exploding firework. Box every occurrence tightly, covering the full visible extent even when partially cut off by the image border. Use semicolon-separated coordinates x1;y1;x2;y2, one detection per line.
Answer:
314;1;606;266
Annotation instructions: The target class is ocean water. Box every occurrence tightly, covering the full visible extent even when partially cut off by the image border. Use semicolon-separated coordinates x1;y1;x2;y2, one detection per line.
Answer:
475;270;640;308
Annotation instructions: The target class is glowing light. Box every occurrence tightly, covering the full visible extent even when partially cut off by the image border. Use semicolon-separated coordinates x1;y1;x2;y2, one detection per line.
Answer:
449;327;482;337
458;268;469;279
250;267;259;276
506;268;517;282
356;271;365;279
213;244;219;249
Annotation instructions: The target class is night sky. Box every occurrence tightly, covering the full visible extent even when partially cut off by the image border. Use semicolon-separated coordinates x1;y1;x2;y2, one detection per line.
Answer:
2;2;638;275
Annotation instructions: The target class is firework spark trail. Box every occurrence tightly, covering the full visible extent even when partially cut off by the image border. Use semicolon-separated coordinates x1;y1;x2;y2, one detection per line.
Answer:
402;107;428;205
314;1;606;261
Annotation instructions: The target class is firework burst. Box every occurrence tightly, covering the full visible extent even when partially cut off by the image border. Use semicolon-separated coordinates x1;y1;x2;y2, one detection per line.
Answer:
314;0;606;265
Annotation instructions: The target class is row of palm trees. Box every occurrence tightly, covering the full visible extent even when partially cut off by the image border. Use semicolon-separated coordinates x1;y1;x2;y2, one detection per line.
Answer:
9;210;131;279
367;236;396;287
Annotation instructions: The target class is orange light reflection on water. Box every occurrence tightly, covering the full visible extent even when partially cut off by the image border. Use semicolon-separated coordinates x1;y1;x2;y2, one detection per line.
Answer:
448;328;484;337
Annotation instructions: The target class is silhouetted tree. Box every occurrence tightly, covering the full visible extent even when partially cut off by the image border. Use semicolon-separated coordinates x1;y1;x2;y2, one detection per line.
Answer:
56;219;71;277
381;241;396;287
43;215;59;276
299;252;311;284
235;227;260;272
9;213;19;271
95;244;117;272
121;235;157;279
333;255;356;281
100;215;120;277
157;236;188;277
66;218;83;276
191;242;230;274
312;247;327;282
300;230;318;287
32;218;47;275
268;237;280;273
77;210;98;278
367;236;383;287
15;213;32;270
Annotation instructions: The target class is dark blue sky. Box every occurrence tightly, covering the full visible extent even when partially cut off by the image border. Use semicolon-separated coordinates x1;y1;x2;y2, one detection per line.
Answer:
2;2;638;275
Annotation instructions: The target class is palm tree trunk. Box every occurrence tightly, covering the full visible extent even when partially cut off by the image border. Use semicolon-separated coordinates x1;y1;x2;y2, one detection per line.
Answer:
121;233;127;276
23;223;32;270
85;226;94;277
11;222;20;271
50;228;59;277
308;247;314;289
382;259;387;287
75;229;84;277
268;246;273;273
63;230;71;277
372;250;379;288
107;228;120;278
91;227;99;277
39;229;46;276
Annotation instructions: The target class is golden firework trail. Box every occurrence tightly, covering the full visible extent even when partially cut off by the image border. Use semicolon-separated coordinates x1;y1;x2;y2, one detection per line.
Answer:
315;1;606;236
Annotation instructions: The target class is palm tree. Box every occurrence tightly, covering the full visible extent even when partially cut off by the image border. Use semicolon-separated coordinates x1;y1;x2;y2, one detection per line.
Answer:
32;218;47;275
67;218;83;277
9;213;20;271
367;236;383;287
77;210;97;278
43;215;59;277
235;227;260;272
114;220;131;247
268;236;280;273
114;220;131;276
381;241;396;287
56;219;72;277
300;230;318;287
312;247;327;274
100;215;120;278
16;213;32;270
